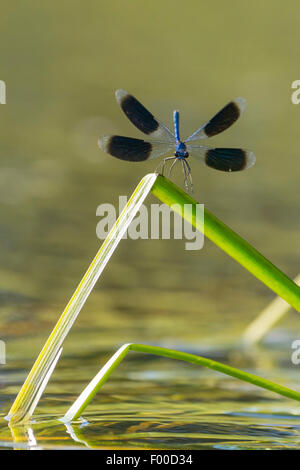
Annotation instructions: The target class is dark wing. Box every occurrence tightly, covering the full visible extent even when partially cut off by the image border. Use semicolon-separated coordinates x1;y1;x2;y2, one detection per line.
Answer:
186;97;246;142
187;144;256;172
99;135;174;162
115;89;175;143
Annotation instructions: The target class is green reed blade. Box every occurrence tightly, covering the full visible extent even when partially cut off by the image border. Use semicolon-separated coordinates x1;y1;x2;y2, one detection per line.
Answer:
7;173;158;424
151;175;300;311
9;172;300;425
62;342;300;422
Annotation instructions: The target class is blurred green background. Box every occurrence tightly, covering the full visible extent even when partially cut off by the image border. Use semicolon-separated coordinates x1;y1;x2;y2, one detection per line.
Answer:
0;0;299;449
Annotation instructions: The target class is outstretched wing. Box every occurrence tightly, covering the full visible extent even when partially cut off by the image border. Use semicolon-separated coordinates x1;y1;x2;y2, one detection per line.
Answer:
115;89;175;143
187;144;256;172
99;135;174;162
186;97;246;142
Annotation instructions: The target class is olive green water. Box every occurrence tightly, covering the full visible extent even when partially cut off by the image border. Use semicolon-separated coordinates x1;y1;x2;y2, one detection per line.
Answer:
0;0;300;449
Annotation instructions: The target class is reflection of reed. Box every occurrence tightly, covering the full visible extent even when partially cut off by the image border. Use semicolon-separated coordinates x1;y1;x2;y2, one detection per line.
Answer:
9;424;40;450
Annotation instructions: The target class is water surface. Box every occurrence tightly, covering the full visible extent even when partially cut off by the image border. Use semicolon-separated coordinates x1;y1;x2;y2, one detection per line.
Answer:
0;0;299;450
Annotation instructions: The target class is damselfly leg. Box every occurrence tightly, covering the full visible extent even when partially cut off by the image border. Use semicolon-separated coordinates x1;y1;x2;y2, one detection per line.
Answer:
183;158;193;192
180;159;193;192
168;158;179;177
155;156;176;175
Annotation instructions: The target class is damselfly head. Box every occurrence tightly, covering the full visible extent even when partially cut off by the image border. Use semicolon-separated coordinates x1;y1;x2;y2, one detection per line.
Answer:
175;141;189;159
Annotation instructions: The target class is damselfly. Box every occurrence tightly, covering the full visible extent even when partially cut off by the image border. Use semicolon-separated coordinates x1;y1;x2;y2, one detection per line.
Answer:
99;90;255;191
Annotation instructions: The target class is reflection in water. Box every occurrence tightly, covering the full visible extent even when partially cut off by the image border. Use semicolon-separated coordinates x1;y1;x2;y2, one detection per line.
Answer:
65;422;90;449
1;343;300;449
9;424;40;450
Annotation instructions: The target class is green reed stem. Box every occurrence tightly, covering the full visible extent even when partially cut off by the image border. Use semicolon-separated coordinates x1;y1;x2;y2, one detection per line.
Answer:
6;173;158;424
8;173;300;425
62;342;300;422
151;175;300;311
